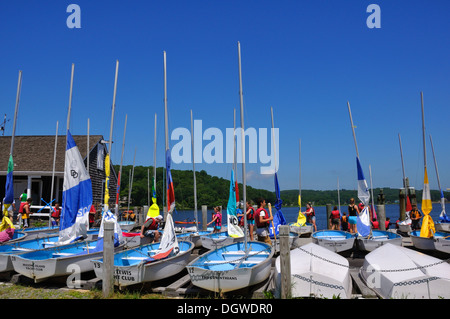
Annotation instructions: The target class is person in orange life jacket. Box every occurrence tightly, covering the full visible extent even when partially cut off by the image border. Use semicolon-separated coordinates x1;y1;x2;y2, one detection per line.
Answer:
371;218;379;229
329;206;341;230
254;198;273;245
21;198;33;228
341;212;349;231
207;206;222;233
140;215;163;242
410;204;422;230
303;202;317;232
51;202;61;226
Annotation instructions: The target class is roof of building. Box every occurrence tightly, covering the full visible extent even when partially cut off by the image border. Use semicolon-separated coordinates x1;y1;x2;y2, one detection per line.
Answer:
0;135;104;173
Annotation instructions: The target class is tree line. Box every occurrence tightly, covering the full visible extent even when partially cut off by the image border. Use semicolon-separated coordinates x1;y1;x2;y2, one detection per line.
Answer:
115;165;449;209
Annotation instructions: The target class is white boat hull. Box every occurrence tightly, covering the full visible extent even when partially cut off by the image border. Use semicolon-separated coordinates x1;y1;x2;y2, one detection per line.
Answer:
289;223;313;236
398;224;412;233
435;222;450;233
11;240;124;282
186;241;274;293
91;241;194;287
312;230;355;253
410;230;436;251
360;243;450;299
356;230;402;252
177;231;212;248
22;227;59;240
200;231;244;250
270;232;298;253
275;243;352;299
118;221;136;231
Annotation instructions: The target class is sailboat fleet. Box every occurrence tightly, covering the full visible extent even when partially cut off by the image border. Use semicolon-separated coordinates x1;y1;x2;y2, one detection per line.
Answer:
1;46;449;299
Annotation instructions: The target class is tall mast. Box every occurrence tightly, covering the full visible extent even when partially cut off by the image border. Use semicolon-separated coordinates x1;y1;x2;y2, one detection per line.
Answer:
191;110;198;231
237;41;248;251
347;101;359;159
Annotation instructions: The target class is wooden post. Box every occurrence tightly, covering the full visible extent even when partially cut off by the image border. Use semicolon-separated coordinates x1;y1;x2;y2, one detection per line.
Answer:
102;221;114;298
326;204;332;229
143;205;149;224
279;225;291;299
377;204;386;231
202;205;208;231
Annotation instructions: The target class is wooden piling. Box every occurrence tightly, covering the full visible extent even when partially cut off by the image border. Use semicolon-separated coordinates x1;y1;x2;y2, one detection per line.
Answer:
202;205;207;231
102;221;115;298
326;204;332;229
377;204;386;231
279;225;291;299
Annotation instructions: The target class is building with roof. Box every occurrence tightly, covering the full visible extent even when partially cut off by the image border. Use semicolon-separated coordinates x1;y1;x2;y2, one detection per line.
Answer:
0;135;117;212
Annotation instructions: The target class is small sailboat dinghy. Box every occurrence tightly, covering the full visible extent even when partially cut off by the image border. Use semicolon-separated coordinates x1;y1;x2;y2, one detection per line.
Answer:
360;243;450;299
312;230;355;253
91;214;194;287
274;243;352;299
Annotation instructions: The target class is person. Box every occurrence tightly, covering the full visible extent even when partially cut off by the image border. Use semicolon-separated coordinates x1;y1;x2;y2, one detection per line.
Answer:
207;206;222;233
371;218;379;229
410;204;422;230
329;206;341;230
89;203;97;228
245;201;255;241
20;190;27;203
385;217;391;230
254;198;273;245
51;202;61;226
140;215;163;242
304;202;317;232
347;198;359;234
21;198;33;228
341;212;349;231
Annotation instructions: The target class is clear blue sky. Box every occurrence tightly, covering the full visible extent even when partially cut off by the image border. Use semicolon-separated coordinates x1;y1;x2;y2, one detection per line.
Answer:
1;0;449;193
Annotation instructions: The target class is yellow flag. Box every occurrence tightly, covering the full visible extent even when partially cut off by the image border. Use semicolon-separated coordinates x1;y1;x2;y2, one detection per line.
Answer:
0;212;15;232
420;167;435;237
294;194;306;226
104;153;110;207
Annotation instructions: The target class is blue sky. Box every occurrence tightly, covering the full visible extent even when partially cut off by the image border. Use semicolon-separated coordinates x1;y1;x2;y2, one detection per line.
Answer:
1;1;449;193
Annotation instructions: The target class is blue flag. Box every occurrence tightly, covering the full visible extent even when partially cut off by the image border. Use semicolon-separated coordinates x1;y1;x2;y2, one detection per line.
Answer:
270;172;287;238
59;131;93;244
227;169;244;238
356;157;371;237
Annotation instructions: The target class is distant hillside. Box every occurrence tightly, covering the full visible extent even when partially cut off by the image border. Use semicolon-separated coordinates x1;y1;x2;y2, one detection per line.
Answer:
114;165;449;209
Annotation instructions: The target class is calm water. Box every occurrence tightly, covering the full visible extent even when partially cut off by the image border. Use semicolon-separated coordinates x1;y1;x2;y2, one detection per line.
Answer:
172;203;450;231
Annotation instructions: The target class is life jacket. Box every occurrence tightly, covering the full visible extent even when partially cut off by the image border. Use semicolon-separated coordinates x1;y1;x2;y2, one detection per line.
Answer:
215;212;222;227
410;209;421;219
247;207;255;220
255;208;269;228
385;220;390;229
144;217;159;230
372;220;379;229
306;207;315;217
331;210;340;219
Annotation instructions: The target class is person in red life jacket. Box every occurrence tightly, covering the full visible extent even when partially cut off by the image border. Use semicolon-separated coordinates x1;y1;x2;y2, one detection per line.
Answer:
51;202;61;226
371;218;379;229
140;215;163;242
21;198;33;228
89;203;97;228
254;198;273;245
329;206;341;230
245;201;255;241
385;217;391;230
303;202;317;232
207;206;222;233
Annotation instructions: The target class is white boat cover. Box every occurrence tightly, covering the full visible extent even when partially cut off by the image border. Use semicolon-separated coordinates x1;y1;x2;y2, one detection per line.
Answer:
360;243;450;299
275;243;352;299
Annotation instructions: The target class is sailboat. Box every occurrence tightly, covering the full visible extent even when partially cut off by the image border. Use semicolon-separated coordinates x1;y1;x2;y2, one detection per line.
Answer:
268;107;297;253
289;139;313;236
186;42;274;293
410;93;448;251
0;71;26;243
11;63;125;282
429;135;450;233
200;109;244;250
175;110;211;247
397;134;413;233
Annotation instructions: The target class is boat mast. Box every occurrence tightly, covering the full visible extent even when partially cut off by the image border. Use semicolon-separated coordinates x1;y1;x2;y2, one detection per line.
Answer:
190;110;198;231
237;41;248;250
116;114;127;216
299;139;301;207
421;92;427;169
347;101;359;159
153;113;157;201
429;135;445;213
49;121;58;228
163;51;169;215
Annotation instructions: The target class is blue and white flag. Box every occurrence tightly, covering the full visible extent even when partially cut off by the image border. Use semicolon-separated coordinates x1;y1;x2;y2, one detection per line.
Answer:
356;157;371;237
98;209;123;245
227;169;244;238
59;131;93;244
270;172;287;238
